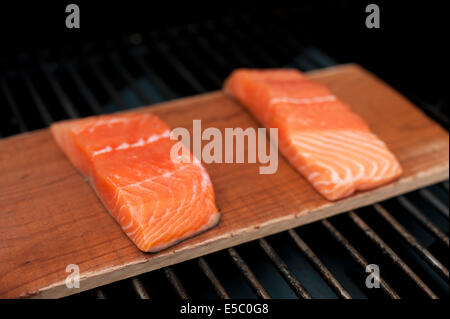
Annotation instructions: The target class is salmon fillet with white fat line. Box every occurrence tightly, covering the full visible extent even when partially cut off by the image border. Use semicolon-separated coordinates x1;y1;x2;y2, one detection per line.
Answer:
224;69;402;200
51;113;220;252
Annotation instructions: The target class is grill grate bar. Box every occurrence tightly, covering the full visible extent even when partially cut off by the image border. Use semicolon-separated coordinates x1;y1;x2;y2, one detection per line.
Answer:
176;43;224;88
187;30;238;87
130;49;178;100
64;60;103;115
173;27;227;87
23;74;53;125
42;63;80;118
397;196;449;246
262;21;322;69
243;14;331;70
197;257;231;299
196;20;291;82
238;15;295;64
419;188;449;219
321;219;400;299
287;229;352;299
108;53;153;105
258;238;312;299
0;78;28;131
270;15;342;69
348;211;438;299
131;277;150;299
267;21;306;54
228;248;271;299
164;267;189;299
197;19;281;81
204;22;256;68
156;43;207;93
86;57;127;109
221;17;279;67
374;204;449;281
195;36;237;71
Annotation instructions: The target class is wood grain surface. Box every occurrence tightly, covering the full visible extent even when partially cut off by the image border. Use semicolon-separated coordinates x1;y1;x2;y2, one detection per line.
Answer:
0;64;448;298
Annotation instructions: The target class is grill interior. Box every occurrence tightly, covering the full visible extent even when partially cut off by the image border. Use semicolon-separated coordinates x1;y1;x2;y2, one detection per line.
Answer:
0;8;448;299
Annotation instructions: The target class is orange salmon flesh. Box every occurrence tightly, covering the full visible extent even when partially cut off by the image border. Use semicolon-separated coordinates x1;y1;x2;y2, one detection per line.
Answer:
51;113;220;252
224;69;403;200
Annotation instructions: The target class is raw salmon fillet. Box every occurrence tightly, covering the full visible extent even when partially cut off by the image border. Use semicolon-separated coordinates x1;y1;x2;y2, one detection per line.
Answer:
224;69;402;200
51;113;220;252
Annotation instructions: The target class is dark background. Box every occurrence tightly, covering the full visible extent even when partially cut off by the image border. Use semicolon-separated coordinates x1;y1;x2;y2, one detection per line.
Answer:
0;1;447;112
0;1;448;300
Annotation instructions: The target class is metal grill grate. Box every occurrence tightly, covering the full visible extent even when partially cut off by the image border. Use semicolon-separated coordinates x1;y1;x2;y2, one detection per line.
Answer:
1;11;448;299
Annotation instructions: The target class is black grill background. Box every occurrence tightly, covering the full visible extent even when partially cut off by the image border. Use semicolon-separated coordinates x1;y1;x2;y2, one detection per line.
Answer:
0;2;448;299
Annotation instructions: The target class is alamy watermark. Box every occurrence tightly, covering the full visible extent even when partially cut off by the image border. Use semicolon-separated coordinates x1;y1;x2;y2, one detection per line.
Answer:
170;120;279;174
365;264;380;289
65;264;80;289
65;4;80;29
365;4;380;29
